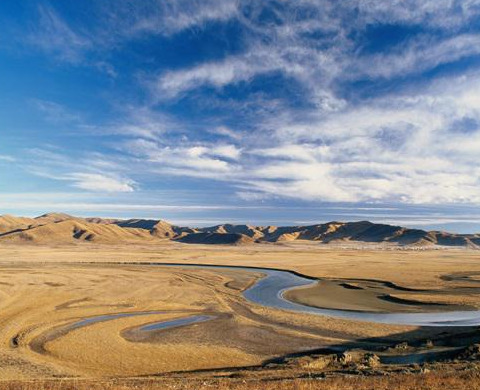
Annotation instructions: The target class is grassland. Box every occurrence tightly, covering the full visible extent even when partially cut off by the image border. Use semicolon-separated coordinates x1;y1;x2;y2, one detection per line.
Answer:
0;242;479;388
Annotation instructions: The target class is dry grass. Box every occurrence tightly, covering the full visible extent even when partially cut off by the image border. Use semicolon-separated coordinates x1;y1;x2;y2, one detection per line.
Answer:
0;243;479;382
1;242;480;289
3;371;480;390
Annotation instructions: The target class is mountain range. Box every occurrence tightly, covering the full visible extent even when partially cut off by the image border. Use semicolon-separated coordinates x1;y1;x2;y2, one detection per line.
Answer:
0;213;478;248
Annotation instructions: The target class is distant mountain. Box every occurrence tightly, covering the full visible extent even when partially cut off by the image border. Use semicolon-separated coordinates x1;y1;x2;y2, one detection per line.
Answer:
0;219;156;244
0;213;478;248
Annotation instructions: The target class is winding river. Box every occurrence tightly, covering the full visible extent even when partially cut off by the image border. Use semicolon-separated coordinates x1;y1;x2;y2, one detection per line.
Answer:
151;263;480;327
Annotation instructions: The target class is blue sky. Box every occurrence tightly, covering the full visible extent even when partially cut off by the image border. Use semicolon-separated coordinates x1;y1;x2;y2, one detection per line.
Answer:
1;1;480;232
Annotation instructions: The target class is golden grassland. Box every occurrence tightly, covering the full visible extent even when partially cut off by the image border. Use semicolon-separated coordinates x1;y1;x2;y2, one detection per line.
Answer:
3;371;480;390
0;242;478;388
2;241;480;287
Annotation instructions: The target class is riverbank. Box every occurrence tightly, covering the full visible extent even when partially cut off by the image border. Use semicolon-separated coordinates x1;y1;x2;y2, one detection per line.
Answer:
284;277;480;313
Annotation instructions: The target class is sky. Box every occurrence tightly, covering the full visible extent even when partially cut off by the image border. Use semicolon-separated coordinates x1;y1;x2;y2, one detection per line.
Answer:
1;1;480;232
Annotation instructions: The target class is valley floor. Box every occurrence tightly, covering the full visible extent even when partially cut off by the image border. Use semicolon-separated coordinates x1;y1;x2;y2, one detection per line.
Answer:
0;242;479;388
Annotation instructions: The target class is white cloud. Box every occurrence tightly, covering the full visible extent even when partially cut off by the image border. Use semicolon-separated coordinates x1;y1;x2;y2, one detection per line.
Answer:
353;33;480;80
26;0;239;66
123;139;240;175
109;106;177;139
151;40;341;101
122;71;480;204
210;145;242;160
149;1;480;105
30;5;91;63
252;144;330;163
242;72;480;203
13;1;480;206
247;162;355;202
117;0;238;37
153;55;263;98
209;126;242;141
23;1;232;72
67;173;135;193
20;148;136;194
353;0;480;29
32;99;81;124
0;155;15;162
22;0;480;84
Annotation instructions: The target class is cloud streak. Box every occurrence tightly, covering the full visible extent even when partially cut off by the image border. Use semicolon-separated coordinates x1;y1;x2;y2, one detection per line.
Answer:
23;1;239;68
20;148;136;194
0;155;15;162
28;5;91;63
5;0;480;211
67;173;135;193
120;70;480;204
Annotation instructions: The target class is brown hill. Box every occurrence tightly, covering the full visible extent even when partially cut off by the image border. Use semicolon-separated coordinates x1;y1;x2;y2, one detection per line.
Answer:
33;212;79;224
198;224;264;240
197;221;480;248
0;213;478;248
0;215;36;234
0;220;156;244
114;219;178;238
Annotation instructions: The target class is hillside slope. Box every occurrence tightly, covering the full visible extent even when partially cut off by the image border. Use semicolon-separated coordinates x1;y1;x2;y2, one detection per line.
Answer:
0;220;157;244
0;213;478;248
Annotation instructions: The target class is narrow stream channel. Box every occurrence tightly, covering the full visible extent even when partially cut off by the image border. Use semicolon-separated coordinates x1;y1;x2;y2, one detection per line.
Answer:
138;315;213;332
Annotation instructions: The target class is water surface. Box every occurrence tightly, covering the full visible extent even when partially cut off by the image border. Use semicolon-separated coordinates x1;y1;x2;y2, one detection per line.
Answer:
139;315;213;332
153;263;480;327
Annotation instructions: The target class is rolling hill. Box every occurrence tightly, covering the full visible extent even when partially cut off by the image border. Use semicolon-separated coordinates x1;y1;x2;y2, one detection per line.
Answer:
0;213;478;248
